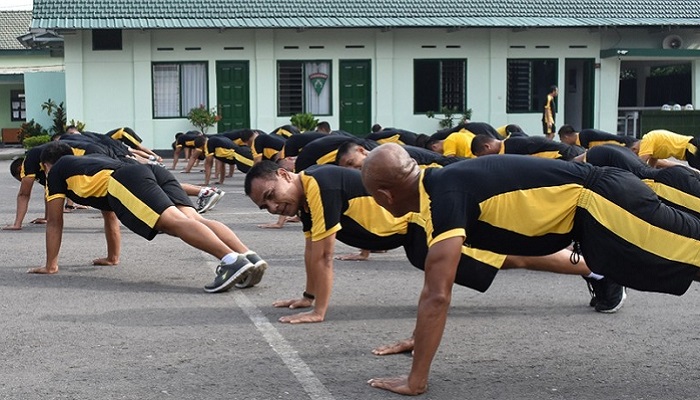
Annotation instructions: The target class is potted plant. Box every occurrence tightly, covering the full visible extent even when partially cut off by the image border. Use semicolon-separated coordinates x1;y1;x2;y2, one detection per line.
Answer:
290;113;319;132
187;105;221;134
426;107;473;129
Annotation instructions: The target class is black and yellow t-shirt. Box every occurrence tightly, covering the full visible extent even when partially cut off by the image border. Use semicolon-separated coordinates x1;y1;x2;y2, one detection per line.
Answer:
252;133;285;160
403;145;464;168
175;132;205;150
542;94;556;123
205;135;254;172
294;135;364;172
107;127;143;149
45;155;129;210
270;124;300;139
299;164;409;250
280;132;326;159
367;129;419;146
586;144;700;219
502;136;583;160
442;130;477;158
421;154;700;296
463;122;500;138
638;129;693;161
421;156;590;256
220;129;248;146
578;129;637;149
20;144;49;185
22;141;113;186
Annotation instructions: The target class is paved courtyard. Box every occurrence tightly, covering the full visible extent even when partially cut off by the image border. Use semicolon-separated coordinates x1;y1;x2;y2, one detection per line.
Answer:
1;157;699;399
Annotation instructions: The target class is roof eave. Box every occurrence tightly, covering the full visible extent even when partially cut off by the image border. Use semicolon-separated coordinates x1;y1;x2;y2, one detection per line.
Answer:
31;17;700;30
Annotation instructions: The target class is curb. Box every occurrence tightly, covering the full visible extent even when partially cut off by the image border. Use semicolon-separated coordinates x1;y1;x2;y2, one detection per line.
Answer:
0;149;25;161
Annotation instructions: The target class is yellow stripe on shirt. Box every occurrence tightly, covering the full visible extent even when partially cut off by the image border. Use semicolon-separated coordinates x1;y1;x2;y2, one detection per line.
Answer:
107;177;160;228
578;188;700;266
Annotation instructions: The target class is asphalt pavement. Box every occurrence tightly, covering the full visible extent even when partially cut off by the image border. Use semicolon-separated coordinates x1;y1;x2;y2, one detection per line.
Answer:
1;158;700;400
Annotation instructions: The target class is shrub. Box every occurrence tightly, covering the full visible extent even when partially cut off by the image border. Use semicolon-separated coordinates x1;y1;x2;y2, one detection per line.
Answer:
426;107;473;129
18;119;48;142
187;105;221;133
23;134;51;149
290;113;319;132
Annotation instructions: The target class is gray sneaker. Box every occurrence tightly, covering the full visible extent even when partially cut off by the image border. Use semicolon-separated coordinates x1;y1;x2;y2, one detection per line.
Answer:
209;188;225;210
235;252;268;289
196;189;220;214
204;256;254;293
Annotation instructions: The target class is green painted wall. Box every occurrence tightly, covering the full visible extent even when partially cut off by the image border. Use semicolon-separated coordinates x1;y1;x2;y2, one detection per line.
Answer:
24;71;66;131
0;82;24;131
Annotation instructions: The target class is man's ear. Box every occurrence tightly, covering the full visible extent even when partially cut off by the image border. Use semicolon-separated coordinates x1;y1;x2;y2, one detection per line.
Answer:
375;188;394;205
358;146;369;156
277;167;292;182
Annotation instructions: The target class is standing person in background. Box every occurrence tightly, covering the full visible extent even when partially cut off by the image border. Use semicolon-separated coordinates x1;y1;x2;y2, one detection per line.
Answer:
542;85;558;140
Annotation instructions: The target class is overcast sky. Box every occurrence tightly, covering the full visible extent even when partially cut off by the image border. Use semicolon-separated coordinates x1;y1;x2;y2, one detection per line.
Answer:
0;0;33;11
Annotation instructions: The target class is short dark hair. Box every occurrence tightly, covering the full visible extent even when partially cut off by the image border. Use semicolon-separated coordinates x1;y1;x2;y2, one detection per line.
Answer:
10;157;24;182
193;136;207;148
244;160;280;196
240;129;255;143
470;134;498;156
424;137;440;150
371;124;382;133
414;133;430;149
549;85;558;93
557;124;576;137
316;121;331;132
40;141;74;165
505;124;524;134
335;141;361;164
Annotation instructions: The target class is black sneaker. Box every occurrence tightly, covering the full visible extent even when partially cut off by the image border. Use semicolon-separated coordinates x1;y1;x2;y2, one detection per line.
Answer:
234;252;268;289
584;277;626;313
586;281;598;307
204;256;254;293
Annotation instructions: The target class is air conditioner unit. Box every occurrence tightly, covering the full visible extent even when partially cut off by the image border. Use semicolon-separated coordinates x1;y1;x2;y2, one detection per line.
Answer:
662;34;684;49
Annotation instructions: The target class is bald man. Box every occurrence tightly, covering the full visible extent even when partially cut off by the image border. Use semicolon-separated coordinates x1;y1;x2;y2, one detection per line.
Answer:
362;143;700;396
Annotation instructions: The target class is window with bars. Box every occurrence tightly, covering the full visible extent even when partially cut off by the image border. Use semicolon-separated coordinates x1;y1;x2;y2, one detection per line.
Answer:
277;61;332;116
506;59;558;113
152;62;208;118
413;59;466;114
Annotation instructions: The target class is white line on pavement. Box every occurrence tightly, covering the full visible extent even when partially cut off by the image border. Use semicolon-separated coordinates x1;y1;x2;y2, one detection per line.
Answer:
233;292;335;400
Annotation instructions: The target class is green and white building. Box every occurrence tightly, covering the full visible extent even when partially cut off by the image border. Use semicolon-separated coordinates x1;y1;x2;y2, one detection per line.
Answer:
28;0;700;150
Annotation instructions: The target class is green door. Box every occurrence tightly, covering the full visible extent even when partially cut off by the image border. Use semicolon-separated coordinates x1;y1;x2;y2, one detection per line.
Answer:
581;59;595;129
216;61;250;131
339;60;371;136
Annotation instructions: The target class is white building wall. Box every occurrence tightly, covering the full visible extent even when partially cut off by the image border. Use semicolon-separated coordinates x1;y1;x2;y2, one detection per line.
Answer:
62;25;698;150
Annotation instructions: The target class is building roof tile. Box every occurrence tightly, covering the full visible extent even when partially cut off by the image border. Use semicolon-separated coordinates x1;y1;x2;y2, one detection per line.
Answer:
0;11;32;50
31;0;700;30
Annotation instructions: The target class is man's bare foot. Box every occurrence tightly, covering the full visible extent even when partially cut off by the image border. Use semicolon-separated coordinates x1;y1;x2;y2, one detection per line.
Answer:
30;218;47;224
372;337;415;355
272;297;313;309
93;258;119;266
258;223;284;229
285;216;300;223
279;310;324;324
2;225;21;230
335;252;369;261
28;266;58;274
